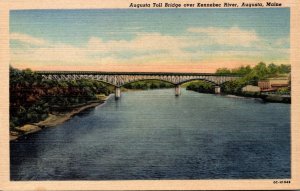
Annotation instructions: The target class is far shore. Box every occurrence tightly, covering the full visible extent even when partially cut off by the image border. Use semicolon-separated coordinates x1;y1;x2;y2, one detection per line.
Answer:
10;95;111;141
224;93;290;103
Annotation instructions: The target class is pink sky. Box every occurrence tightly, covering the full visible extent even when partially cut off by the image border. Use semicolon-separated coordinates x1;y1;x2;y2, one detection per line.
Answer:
12;60;258;73
10;9;289;73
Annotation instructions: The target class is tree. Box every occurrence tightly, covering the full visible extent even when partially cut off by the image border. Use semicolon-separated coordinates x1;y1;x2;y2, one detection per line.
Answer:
216;68;231;75
267;63;278;75
186;81;214;94
278;64;291;73
253;62;268;78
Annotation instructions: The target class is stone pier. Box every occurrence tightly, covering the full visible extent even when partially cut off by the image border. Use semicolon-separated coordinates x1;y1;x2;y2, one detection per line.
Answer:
214;86;221;94
115;87;121;99
175;85;181;96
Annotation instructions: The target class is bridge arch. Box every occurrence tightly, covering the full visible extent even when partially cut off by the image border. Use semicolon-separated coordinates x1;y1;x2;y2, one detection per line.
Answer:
177;78;219;86
178;78;223;95
120;78;176;88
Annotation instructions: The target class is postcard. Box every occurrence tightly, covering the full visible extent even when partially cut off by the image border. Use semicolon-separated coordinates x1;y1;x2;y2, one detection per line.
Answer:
0;0;299;190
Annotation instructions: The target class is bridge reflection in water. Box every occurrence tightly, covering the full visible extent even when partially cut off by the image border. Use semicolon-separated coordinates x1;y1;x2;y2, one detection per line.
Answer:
36;71;240;99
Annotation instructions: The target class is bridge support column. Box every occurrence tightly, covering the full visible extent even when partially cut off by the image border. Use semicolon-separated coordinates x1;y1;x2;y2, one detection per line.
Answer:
115;87;121;99
214;86;221;94
175;85;181;96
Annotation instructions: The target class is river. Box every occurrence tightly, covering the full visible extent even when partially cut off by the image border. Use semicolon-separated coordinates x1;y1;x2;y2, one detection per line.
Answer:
10;89;290;180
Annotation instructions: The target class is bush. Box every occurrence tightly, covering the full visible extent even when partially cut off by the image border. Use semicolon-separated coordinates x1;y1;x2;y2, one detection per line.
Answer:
123;80;173;90
277;87;290;94
186;81;214;94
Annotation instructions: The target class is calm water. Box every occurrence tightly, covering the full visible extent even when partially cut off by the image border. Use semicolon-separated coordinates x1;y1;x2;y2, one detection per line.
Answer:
10;89;290;180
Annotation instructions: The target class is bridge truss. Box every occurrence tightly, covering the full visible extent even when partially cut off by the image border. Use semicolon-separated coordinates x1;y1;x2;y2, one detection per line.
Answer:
36;71;241;98
37;71;240;87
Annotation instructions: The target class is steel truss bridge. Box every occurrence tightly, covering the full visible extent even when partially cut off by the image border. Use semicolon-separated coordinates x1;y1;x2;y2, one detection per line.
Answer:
36;71;241;98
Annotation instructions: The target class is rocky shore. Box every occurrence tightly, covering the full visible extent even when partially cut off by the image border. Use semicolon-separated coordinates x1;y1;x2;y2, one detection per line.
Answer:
10;96;110;141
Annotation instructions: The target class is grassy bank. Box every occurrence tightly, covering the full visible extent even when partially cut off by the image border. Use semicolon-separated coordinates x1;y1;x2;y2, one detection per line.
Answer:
10;96;110;141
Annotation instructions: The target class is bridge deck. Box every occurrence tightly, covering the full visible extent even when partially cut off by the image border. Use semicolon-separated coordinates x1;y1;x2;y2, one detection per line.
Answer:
35;71;241;77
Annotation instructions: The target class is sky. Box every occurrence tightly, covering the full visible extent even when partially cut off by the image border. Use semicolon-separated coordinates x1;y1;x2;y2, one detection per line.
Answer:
10;8;290;72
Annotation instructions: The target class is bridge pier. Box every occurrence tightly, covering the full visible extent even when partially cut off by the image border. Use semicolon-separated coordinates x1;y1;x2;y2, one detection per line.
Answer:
214;86;221;94
115;87;121;99
175;85;181;96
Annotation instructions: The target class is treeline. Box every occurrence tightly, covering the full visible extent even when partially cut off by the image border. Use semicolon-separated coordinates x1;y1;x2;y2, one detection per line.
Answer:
186;62;291;95
216;62;290;77
10;67;113;129
186;81;214;94
123;80;174;90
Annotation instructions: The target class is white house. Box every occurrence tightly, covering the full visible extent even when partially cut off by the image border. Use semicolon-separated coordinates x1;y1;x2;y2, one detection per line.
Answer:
242;85;261;93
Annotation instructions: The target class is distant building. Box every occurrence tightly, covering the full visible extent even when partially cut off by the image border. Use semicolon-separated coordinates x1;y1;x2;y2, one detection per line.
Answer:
242;85;261;93
258;77;289;92
258;81;270;90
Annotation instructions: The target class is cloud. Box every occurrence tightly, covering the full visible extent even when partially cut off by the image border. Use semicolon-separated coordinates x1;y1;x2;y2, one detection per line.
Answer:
187;26;259;47
12;43;87;63
274;37;290;47
87;32;186;54
10;33;48;46
10;29;289;72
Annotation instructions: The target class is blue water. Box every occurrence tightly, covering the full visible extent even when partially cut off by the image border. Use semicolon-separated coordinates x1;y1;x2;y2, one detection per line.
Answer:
10;89;290;180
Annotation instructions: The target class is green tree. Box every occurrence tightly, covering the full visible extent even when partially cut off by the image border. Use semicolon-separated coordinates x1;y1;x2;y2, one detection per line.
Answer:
253;62;268;78
267;63;278;75
186;81;214;94
216;68;231;75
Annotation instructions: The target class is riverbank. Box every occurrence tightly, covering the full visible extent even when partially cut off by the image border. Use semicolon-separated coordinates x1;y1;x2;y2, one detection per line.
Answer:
224;94;263;101
187;89;290;103
224;93;291;103
260;94;291;103
10;96;110;141
227;94;290;103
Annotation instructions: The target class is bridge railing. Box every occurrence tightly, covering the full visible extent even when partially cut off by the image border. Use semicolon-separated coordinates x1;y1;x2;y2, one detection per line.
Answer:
35;71;243;77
